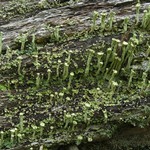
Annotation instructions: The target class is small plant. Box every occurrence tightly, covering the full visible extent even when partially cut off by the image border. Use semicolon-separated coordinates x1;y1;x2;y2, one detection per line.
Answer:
19;113;24;132
135;2;141;24
100;12;107;31
84;49;95;77
91;11;99;32
17;56;23;75
108;11;115;30
63;62;69;80
47;69;51;83
0;32;2;55
123;17;129;32
128;69;135;87
68;72;74;89
36;73;40;88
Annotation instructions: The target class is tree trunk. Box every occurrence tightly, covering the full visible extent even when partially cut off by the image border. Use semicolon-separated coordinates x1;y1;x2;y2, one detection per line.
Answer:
0;0;150;149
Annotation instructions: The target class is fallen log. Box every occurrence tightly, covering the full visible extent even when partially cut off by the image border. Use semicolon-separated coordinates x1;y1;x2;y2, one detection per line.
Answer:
0;0;150;149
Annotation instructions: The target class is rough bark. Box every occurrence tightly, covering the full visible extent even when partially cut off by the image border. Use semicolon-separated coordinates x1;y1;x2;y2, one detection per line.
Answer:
0;0;150;150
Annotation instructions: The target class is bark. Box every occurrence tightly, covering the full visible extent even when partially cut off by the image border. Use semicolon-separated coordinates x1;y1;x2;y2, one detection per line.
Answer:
0;0;150;150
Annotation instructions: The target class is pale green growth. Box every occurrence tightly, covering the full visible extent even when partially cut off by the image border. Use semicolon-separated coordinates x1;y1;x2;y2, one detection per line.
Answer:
91;11;99;32
111;38;120;55
72;120;77;130
17;56;23;75
76;135;83;145
59;92;64;103
31;125;38;140
0;131;4;148
88;137;93;142
50;94;54;103
102;109;108;123
128;69;135;87
96;52;104;75
17;133;22;143
121;41;128;64
68;72;74;89
110;81;118;99
84;49;95;77
100;12;107;31
47;69;51;82
47;52;51;63
19;113;24;132
103;48;111;72
109;56;120;72
36;73;40;88
109;70;118;88
103;68;109;80
63;62;69;80
126;50;134;70
123;17;129;32
51;26;60;42
142;9;150;29
109;11;115;30
146;57;150;72
146;46;150;57
67;50;73;64
32;34;36;51
19;33;28;51
40;122;45;137
34;55;40;70
141;72;147;90
136;2;141;24
10;129;15;144
64;114;72;128
56;60;61;77
0;32;2;55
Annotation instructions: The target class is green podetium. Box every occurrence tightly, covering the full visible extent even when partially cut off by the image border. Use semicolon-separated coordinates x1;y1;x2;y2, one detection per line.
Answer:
19;113;24;132
40;122;45;137
84;49;95;77
109;11;115;30
135;2;141;24
110;81;118;100
109;70;118;88
36;73;40;88
123;17;129;32
63;62;69;80
0;32;2;55
68;72;74;89
96;52;104;75
128;69;135;87
10;129;15;145
0;131;4;148
47;69;51;83
56;60;61;77
91;11;99;32
121;41;128;64
102;48;111;72
17;56;23;75
141;72;147;91
100;12;107;31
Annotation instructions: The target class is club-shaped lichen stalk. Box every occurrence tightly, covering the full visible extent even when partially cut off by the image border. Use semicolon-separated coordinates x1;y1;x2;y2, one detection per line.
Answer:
84;49;95;77
59;92;64;103
91;11;99;32
32;34;36;51
146;46;150;57
47;52;51;64
103;68;109;80
128;69;135;87
109;11;115;30
20;33;28;51
0;32;2;55
141;72;147;91
17;133;22;143
31;125;38;140
135;2;141;24
72;120;77;130
111;38;120;57
64;114;71;128
0;131;4;148
102;109;108;123
96;52;104;75
102;48;111;72
34;55;40;70
63;62;69;80
109;70;118;88
46;69;51;83
36;73;40;88
76;135;83;145
40;122;45;137
110;81;118;100
126;50;134;70
100;12;107;31
56;60;61;77
121;41;128;64
123;17;129;32
17;56;23;75
19;113;24;132
10;129;15;145
68;72;74;89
